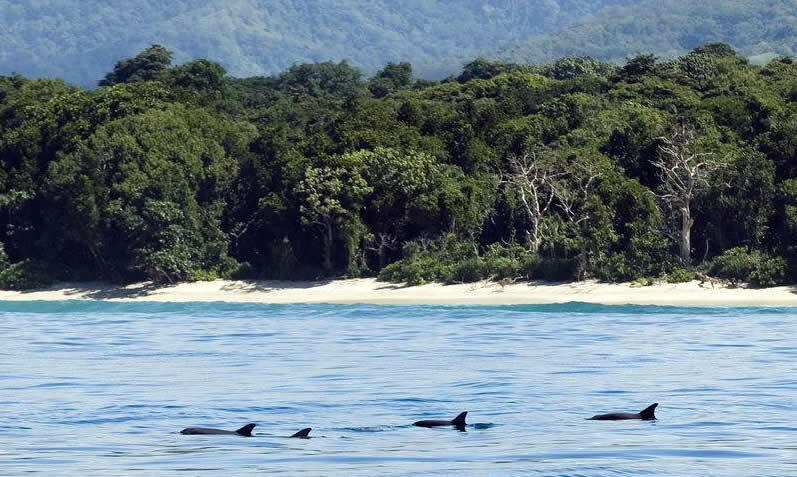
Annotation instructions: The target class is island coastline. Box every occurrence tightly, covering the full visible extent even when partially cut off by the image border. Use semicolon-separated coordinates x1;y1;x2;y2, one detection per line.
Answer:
0;278;795;307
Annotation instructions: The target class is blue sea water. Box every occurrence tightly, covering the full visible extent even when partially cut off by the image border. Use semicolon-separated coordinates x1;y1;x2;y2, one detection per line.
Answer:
0;301;795;476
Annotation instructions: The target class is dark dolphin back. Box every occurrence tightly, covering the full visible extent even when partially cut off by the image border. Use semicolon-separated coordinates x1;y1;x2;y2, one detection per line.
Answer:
291;427;312;438
235;424;257;436
452;411;468;427
639;403;658;420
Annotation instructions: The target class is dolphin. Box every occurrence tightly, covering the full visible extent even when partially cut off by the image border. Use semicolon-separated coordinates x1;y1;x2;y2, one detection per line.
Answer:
180;423;257;436
180;424;312;438
589;403;658;421
290;427;312;438
413;411;467;429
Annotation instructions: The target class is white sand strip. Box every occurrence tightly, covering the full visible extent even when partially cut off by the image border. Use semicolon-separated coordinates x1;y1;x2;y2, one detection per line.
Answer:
0;278;795;306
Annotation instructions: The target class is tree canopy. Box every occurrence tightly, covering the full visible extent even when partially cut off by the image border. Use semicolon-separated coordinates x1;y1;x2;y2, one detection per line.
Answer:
1;42;796;289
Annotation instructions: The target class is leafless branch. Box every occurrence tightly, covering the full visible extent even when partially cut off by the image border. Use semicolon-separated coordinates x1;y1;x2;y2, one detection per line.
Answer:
652;124;727;263
503;150;566;252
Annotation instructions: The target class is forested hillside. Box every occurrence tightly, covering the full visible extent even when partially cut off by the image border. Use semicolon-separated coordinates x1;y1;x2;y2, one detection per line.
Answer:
1;44;796;290
496;0;797;65
0;0;630;86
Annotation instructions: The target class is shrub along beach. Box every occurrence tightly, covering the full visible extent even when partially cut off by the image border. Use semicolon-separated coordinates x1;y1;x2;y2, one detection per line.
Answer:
1;43;797;298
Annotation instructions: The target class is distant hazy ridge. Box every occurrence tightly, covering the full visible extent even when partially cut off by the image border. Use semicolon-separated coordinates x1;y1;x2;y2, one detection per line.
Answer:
3;0;795;85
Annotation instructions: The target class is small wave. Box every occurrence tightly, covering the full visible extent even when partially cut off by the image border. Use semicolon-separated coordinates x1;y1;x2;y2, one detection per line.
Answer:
664;421;736;429
57;416;142;425
643;448;768;458
471;423;496;429
549;370;604;375
336;426;396;433
2;300;795;316
754;426;797;432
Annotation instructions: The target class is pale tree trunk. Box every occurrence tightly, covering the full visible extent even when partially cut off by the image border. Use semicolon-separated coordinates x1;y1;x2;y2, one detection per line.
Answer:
529;215;542;253
504;151;563;255
653;126;726;266
679;206;694;264
322;221;334;273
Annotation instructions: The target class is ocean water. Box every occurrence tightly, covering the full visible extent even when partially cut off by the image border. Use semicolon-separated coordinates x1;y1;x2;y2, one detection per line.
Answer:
0;301;795;476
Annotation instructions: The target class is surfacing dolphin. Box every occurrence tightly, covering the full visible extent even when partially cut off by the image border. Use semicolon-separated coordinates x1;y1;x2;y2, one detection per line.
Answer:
181;423;257;436
180;423;312;438
589;403;658;421
413;411;467;429
290;427;312;438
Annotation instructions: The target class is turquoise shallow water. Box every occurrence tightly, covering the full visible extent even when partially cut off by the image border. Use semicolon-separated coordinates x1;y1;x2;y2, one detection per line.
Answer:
0;301;795;475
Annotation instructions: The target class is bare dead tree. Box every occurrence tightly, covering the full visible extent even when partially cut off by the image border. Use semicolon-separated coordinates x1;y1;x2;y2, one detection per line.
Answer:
503;149;566;253
551;157;601;227
365;232;399;270
653;125;726;264
550;156;602;279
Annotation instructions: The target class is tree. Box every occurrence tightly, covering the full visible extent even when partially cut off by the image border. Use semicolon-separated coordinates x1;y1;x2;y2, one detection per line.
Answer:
359;147;442;266
550;153;603;276
296;165;372;274
166;59;227;97
652;125;726;263
0;240;7;270
692;42;738;58
543;56;617;80
456;58;529;83
503;147;566;253
99;45;173;87
277;61;364;100
619;54;659;82
369;62;413;98
43;105;250;281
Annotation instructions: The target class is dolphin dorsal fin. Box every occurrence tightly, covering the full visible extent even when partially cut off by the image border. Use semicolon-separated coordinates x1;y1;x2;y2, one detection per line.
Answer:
452;411;467;427
236;423;256;436
639;403;658;420
291;427;312;438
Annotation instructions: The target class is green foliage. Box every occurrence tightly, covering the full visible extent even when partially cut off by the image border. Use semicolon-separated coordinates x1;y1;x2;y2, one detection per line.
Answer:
377;238;574;285
378;253;443;286
0;260;53;290
709;247;787;287
456;58;536;83
528;257;579;282
378;235;475;285
99;44;173;87
619;55;660;82
296;161;372;273
277;61;365;100
748;258;788;287
40;103;252;282
369;62;413;98
666;268;696;283
541;57;618;80
2;41;797;287
165;60;227;99
631;276;657;287
0;241;8;270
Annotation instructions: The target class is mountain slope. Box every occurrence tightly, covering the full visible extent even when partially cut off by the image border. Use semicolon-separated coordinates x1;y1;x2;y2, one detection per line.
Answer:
495;0;797;65
0;0;629;85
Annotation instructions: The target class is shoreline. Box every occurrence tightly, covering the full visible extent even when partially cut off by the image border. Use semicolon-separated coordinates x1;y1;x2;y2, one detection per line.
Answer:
0;278;795;306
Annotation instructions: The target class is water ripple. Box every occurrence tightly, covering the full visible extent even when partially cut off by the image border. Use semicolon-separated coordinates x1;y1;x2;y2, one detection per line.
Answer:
0;301;794;475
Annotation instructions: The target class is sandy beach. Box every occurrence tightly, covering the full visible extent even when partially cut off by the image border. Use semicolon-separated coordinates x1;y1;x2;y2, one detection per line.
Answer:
0;278;795;306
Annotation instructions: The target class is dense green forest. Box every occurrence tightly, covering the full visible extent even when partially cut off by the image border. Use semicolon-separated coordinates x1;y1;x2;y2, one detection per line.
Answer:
2;1;797;86
1;43;796;289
